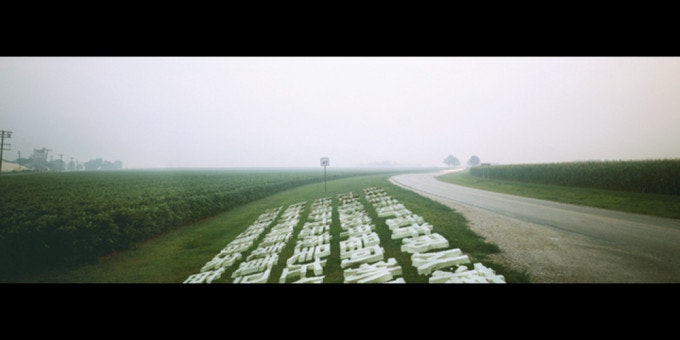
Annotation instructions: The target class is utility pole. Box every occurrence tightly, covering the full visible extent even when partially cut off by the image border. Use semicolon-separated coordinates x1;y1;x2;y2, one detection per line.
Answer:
58;154;64;172
0;130;12;175
17;150;22;167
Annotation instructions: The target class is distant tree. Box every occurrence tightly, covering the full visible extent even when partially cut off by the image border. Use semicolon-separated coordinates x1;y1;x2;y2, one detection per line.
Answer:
467;155;481;167
85;158;103;171
85;158;123;171
443;155;461;167
101;160;114;170
49;159;66;172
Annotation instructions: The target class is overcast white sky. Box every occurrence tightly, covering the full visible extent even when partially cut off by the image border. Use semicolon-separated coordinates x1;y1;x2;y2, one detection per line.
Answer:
1;57;679;168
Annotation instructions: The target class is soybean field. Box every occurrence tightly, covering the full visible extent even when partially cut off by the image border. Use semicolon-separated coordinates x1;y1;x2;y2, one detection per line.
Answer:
0;169;378;280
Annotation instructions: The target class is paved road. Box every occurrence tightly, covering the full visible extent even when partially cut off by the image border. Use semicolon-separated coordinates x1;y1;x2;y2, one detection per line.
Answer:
391;171;680;282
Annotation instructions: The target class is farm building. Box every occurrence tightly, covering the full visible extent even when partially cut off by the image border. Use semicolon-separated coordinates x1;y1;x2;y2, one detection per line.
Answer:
1;159;29;172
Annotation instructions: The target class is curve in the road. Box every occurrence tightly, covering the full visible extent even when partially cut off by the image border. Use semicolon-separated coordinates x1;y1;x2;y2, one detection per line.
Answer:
391;171;680;282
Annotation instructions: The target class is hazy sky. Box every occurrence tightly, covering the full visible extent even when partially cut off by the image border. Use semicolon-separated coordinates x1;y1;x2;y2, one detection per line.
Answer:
1;57;679;168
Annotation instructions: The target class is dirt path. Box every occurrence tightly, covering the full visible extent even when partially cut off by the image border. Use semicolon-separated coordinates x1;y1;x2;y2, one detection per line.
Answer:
390;172;680;283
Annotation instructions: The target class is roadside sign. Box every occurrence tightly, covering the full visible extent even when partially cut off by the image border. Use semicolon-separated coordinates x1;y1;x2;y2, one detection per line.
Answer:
320;157;329;192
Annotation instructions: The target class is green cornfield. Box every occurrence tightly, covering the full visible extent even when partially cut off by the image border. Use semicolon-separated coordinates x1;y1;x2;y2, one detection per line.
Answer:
469;159;680;196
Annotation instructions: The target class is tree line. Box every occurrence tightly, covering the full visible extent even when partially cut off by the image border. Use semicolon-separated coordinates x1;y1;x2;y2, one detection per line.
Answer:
443;155;480;167
11;156;122;172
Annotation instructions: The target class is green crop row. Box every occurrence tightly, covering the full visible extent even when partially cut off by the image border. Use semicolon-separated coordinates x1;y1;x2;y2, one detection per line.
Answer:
0;169;369;280
469;159;680;196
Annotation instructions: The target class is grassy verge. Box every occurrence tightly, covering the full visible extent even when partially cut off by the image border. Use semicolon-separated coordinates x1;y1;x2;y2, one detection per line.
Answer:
438;171;680;220
378;183;529;283
26;173;528;283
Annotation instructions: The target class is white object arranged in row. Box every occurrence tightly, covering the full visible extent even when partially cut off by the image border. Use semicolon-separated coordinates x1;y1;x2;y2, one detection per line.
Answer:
338;192;403;283
280;258;326;283
390;223;433;240
280;198;333;283
246;242;287;261
400;233;449;253
385;215;425;231
188;187;505;283
233;268;272;284
363;187;505;284
341;244;385;269
411;249;471;276
184;206;281;284
232;202;307;284
339;232;380;259
344;258;403;283
231;254;280;278
429;263;506;283
184;267;225;284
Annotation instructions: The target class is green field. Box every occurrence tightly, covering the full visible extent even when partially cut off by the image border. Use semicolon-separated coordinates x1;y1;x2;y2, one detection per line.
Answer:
469;159;680;195
439;170;680;219
0;169;391;281
17;172;528;283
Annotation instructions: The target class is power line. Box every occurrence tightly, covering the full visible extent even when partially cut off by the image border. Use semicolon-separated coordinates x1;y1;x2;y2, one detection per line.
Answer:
0;130;13;175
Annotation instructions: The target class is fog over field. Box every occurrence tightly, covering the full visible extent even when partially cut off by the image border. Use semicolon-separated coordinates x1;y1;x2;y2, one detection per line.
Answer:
1;57;679;169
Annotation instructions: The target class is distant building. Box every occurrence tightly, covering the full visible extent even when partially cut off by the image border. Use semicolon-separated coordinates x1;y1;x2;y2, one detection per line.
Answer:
1;160;29;172
32;148;50;171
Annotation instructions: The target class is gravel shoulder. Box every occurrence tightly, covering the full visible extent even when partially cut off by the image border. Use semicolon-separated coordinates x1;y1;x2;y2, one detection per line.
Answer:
390;172;680;283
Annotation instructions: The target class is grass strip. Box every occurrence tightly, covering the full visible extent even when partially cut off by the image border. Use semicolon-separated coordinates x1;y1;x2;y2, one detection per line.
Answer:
439;171;680;220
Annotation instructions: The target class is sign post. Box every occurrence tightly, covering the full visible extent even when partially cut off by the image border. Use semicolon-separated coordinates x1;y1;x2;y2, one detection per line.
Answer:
320;157;329;192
